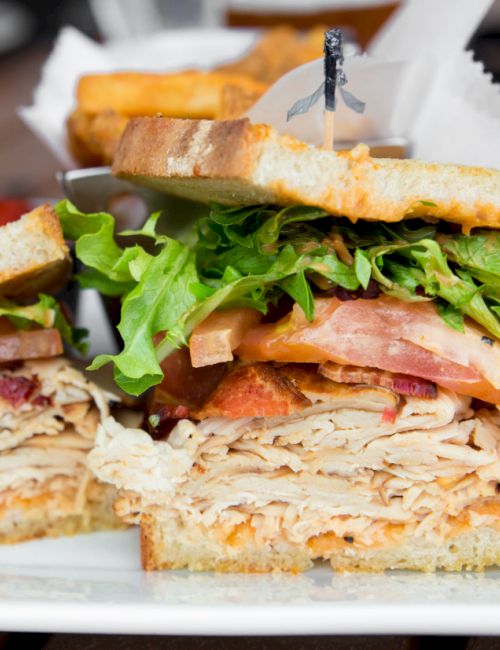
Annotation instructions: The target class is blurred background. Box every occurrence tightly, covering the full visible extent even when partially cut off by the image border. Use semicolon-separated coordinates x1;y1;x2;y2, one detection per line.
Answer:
2;0;500;54
0;0;499;199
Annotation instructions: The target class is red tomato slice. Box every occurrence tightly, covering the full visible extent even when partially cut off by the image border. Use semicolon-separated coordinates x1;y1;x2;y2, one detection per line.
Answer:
0;199;31;227
151;346;228;410
236;296;500;404
0;328;63;362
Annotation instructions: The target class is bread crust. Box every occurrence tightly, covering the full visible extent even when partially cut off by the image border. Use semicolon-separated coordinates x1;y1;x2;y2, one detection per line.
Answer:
113;116;500;231
0;204;70;299
114;117;257;183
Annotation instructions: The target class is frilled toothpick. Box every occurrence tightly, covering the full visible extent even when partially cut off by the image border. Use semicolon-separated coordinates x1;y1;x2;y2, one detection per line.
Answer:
287;28;366;151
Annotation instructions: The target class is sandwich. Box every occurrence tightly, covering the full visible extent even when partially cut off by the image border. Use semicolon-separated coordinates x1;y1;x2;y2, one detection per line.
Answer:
58;116;500;572
0;204;124;543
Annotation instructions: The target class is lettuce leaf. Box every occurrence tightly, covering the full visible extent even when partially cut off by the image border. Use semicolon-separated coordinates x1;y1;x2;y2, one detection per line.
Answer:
56;200;152;296
57;199;500;395
439;231;500;285
368;239;500;338
0;297;56;329
89;239;198;395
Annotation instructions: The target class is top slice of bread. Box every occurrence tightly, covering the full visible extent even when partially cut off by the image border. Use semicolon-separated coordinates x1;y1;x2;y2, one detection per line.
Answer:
0;204;70;299
112;116;500;230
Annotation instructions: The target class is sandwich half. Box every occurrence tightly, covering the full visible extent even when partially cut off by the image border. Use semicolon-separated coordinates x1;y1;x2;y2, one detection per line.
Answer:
0;204;124;542
60;117;500;572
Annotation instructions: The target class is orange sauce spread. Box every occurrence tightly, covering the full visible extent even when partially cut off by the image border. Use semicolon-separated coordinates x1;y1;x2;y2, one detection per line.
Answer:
226;521;255;548
307;523;407;556
298;501;500;556
0;490;74;516
307;532;354;555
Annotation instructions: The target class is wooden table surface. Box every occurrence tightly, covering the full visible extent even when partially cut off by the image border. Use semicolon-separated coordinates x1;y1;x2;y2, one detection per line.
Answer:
0;39;498;649
0;634;499;649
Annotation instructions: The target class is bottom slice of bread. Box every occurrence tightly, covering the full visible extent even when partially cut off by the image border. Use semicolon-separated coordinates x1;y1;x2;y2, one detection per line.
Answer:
0;479;125;544
139;513;500;573
140;513;312;573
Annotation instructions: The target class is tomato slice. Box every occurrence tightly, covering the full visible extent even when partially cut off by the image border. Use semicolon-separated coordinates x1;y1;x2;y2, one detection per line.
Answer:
190;308;262;368
0;199;31;227
0;328;63;362
150;347;228;411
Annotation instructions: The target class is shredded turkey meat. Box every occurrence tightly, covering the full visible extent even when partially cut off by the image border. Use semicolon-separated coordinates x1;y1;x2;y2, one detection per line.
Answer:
90;378;500;550
0;357;115;508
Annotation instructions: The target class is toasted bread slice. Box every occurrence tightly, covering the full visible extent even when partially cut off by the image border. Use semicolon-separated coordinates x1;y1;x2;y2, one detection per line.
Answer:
0;204;70;299
112;117;500;230
140;513;500;572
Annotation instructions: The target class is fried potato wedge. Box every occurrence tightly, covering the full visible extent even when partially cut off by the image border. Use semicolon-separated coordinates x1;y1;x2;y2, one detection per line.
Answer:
217;25;325;84
76;71;267;119
216;82;266;120
67;109;129;165
66;109;103;167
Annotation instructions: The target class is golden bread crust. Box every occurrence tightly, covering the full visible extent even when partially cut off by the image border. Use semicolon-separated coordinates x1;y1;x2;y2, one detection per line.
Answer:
112;116;500;230
113;117;257;182
0;204;71;298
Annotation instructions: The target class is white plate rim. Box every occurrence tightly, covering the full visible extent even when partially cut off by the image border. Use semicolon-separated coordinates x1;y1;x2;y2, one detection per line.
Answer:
0;530;499;635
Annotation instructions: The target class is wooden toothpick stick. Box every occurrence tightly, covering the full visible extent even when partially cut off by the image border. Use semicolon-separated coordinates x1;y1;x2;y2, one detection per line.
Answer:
286;27;365;146
323;28;343;151
323;110;335;150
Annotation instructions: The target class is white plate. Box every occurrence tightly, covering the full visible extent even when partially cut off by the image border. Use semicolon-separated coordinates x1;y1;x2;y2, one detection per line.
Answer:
0;530;499;636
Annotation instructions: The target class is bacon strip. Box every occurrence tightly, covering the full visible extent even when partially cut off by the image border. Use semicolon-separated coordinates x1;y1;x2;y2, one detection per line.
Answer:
0;376;38;408
150;404;191;437
319;362;437;399
193;363;311;420
236;296;500;404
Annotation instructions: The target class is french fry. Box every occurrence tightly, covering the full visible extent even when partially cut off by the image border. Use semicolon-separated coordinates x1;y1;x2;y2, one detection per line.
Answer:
67;109;129;165
66;109;103;167
76;71;267;119
86;110;129;162
216;83;266;120
216;26;325;84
